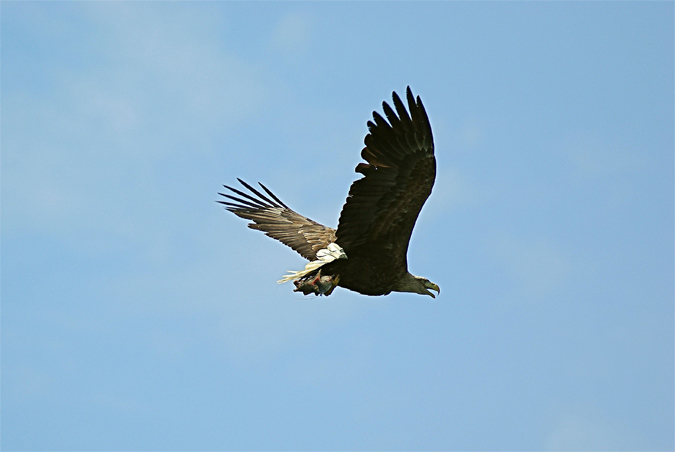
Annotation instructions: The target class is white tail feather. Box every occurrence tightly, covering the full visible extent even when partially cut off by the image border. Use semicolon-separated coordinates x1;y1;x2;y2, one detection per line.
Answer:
277;243;347;284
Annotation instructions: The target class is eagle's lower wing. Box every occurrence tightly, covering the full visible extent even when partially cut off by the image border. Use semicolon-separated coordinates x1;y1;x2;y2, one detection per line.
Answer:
335;87;436;265
219;179;336;261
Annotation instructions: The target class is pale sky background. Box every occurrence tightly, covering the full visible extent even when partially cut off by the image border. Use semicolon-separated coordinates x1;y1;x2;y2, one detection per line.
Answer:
2;2;673;451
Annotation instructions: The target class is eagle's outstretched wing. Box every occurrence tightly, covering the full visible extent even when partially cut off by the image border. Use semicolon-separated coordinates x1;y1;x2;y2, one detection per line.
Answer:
335;87;436;267
218;179;336;261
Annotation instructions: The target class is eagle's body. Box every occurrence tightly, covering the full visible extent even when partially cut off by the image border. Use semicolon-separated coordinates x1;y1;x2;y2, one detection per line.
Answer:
219;87;439;298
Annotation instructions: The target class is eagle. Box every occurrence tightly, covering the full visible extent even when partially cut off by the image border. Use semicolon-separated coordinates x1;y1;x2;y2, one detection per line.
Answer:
219;87;439;298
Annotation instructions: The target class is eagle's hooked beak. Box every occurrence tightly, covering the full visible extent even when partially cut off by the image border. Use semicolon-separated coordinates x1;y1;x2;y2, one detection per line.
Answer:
424;281;440;298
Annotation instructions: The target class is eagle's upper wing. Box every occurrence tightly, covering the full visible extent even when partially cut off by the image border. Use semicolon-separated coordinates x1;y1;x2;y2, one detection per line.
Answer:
335;87;436;266
219;179;336;261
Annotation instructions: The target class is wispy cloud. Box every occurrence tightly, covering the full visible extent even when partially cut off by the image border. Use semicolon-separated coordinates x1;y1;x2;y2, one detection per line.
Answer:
425;167;483;221
566;134;645;178
491;234;571;299
4;3;268;238
270;12;313;54
3;3;341;363
544;406;631;451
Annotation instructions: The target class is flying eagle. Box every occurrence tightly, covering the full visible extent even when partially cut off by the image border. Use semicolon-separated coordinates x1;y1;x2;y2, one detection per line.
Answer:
219;87;439;298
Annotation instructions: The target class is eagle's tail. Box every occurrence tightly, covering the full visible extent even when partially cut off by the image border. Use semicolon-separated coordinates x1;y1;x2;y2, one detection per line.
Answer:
277;242;347;284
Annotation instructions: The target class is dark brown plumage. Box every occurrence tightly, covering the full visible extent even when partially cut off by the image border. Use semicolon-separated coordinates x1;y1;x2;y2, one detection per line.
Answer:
219;87;439;298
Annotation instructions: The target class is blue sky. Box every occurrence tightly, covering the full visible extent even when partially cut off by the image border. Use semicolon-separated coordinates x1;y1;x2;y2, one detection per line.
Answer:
2;2;673;450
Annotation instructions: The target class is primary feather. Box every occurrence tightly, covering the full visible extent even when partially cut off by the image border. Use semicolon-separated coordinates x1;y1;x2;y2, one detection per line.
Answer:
219;179;336;261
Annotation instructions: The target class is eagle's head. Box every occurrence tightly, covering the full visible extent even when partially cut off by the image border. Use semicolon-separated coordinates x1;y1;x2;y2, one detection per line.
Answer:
396;273;440;298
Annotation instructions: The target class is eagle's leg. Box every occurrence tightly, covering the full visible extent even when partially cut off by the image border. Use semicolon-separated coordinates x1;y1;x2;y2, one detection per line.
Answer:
322;275;340;296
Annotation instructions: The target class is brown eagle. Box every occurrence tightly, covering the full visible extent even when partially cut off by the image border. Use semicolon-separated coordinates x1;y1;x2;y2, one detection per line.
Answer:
219;87;439;298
